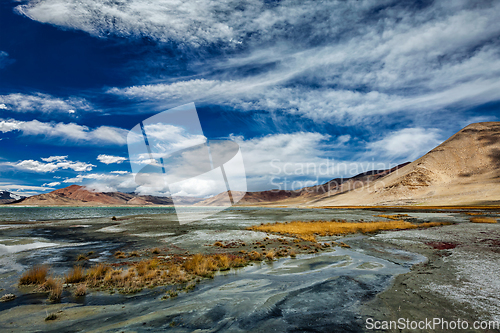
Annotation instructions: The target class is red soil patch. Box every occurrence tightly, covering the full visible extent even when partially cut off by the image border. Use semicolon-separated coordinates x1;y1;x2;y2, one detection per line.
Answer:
425;242;457;250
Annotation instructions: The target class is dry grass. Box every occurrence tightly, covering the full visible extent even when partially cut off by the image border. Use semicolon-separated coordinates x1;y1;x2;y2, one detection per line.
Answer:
114;251;126;259
128;251;140;257
465;212;484;216
470;217;498;223
248;251;262;261
76;254;88;261
265;250;275;260
74;284;87;297
375;214;410;220
65;266;86;284
19;265;48;285
248;220;451;242
152;248;160;254
47;279;63;302
21;250;253;301
45;313;57;321
86;264;109;283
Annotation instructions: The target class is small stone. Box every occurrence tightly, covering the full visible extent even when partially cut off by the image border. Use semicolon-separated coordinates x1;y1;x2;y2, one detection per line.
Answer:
0;294;15;302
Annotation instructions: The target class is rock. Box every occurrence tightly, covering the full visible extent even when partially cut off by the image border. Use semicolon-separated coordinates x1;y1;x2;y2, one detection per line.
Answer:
0;293;16;302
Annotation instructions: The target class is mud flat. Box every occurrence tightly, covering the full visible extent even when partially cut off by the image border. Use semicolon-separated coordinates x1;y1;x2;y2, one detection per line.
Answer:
357;222;500;332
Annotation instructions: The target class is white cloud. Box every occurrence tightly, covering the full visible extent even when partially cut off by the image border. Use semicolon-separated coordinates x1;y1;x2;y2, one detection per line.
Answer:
103;1;500;125
0;119;128;145
0;103;7;110
0;92;93;113
63;173;118;183
0;183;55;197
43;181;61;187
97;154;127;164
3;156;95;173
41;156;68;162
110;170;129;174
367;128;443;161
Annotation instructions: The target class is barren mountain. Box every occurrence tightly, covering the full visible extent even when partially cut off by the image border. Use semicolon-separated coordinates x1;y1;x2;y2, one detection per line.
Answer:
194;163;410;206
312;122;500;206
14;185;202;206
0;191;25;204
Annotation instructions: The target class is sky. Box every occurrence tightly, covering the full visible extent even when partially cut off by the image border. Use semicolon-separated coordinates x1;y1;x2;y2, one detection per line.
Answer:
0;0;499;197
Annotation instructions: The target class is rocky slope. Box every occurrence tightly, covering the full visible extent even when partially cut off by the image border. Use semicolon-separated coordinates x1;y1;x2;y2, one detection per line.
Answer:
313;122;500;206
0;191;25;204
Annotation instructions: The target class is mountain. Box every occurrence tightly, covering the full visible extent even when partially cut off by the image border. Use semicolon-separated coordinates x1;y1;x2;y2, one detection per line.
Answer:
0;191;26;204
13;185;203;206
194;162;410;206
312;122;500;206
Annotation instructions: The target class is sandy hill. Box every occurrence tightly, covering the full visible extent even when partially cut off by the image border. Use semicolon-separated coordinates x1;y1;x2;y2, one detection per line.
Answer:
14;185;201;206
194;163;409;206
312;122;500;206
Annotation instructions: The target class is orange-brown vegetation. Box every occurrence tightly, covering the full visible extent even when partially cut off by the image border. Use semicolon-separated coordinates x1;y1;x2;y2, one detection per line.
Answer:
248;220;451;242
470;217;498;223
374;214;410;220
65;266;86;284
19;265;48;285
74;284;87;297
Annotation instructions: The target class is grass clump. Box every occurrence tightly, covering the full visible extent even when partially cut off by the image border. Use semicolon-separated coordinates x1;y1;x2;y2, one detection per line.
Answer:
470;217;497;223
46;278;63;302
65;266;86;284
74;284;87;297
45;313;57;321
265;250;275;261
152;248;160;254
76;254;88;261
375;214;410;220
248;220;451;242
19;265;48;285
114;251;126;259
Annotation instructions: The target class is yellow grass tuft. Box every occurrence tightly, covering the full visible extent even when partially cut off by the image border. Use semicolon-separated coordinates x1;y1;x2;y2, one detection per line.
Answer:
248;251;262;261
65;266;86;284
375;214;410;220
265;250;275;260
47;278;63;302
19;265;48;285
470;217;498;223
248;220;451;241
74;283;87;297
86;264;109;283
76;254;88;261
114;251;126;259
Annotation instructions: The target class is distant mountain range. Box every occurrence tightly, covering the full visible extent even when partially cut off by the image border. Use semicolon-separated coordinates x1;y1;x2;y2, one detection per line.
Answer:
4;122;499;207
0;191;25;204
9;185;202;206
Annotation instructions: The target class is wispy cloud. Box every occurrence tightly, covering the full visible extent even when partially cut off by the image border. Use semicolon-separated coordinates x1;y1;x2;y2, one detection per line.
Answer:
4;156;95;173
42;181;61;187
63;173;118;183
366;128;443;161
0;119;128;145
0;51;15;69
97;154;127;164
101;1;500;125
0;93;93;114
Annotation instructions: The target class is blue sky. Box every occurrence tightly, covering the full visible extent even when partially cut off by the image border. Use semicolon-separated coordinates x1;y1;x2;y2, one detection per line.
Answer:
0;0;499;197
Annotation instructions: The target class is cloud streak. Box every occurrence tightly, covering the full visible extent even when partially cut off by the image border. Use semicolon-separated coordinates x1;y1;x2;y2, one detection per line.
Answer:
0;119;128;145
0;93;93;114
